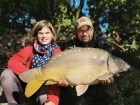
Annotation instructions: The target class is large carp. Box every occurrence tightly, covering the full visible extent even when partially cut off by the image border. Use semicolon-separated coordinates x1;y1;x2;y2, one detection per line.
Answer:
19;47;130;97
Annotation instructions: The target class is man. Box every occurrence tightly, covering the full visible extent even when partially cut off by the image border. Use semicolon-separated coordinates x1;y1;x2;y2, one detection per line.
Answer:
59;16;104;50
58;16;119;105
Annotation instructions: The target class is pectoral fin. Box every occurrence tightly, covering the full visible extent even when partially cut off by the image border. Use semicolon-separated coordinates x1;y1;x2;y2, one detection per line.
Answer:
76;85;89;96
25;78;44;97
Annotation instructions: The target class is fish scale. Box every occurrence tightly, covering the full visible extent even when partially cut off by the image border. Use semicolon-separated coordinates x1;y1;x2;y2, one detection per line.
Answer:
19;47;130;97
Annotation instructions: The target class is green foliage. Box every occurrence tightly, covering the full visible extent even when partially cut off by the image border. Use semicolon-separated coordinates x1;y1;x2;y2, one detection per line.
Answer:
88;0;140;53
0;0;139;53
0;0;140;104
114;70;140;105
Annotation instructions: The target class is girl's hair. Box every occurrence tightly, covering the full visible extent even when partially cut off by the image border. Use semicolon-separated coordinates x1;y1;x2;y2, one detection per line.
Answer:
32;20;57;43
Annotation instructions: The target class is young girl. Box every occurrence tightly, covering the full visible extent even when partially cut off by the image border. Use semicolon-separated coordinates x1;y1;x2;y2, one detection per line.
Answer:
0;20;62;105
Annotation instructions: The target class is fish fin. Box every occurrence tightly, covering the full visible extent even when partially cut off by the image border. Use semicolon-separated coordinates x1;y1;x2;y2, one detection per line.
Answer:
91;79;99;85
98;73;113;80
25;78;44;97
45;80;58;85
76;85;89;96
19;67;39;83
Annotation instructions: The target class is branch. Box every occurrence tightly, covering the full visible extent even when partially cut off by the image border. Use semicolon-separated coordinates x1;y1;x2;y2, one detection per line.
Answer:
105;38;126;51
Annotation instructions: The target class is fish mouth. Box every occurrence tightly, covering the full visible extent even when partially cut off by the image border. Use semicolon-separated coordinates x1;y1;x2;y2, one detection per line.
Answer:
123;64;131;71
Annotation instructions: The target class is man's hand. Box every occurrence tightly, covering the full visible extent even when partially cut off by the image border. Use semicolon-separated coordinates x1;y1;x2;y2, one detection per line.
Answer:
58;79;69;87
100;74;120;85
57;74;120;86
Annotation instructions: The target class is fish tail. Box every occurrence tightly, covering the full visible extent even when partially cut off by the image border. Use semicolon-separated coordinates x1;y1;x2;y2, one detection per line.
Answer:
19;67;41;83
25;78;44;97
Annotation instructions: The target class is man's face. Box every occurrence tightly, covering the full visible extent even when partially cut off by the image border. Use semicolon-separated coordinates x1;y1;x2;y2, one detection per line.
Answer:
77;25;94;44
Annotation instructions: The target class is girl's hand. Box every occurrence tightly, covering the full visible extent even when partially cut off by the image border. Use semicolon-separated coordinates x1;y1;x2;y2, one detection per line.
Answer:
58;79;69;87
44;101;55;105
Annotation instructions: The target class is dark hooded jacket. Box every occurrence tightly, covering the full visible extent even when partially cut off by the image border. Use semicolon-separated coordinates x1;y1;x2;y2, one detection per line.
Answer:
57;33;103;51
57;33;117;105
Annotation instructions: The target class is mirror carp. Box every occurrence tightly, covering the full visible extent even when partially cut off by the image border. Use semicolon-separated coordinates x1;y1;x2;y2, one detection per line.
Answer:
19;47;130;97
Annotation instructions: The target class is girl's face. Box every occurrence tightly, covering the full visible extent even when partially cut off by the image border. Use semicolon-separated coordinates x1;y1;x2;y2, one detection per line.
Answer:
37;26;53;45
